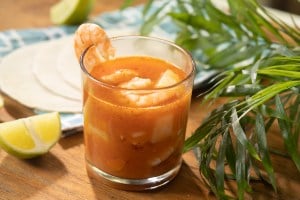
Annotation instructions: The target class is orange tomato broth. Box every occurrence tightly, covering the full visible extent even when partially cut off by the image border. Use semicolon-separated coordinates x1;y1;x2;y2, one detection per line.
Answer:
83;56;192;179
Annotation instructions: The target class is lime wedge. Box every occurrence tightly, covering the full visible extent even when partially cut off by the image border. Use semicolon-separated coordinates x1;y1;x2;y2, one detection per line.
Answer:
50;0;95;25
0;112;61;159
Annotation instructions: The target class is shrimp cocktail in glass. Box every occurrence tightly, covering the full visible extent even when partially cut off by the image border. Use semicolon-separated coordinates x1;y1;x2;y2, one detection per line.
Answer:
74;23;195;190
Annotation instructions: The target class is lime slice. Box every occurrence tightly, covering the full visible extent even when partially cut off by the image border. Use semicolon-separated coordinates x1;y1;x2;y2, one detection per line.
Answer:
0;112;61;159
50;0;95;25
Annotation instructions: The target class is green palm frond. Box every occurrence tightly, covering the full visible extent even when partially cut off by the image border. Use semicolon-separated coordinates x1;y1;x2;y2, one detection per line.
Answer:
123;0;300;199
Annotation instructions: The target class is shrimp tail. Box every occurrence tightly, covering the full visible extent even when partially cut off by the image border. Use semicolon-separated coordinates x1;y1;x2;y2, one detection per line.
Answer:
74;23;115;62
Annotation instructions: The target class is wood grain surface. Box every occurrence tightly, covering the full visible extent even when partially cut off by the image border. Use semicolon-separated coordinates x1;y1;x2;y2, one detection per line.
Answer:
0;1;300;199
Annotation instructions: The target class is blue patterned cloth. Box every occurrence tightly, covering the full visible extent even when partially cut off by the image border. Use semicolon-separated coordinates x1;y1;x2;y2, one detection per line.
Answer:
0;4;155;58
0;26;76;58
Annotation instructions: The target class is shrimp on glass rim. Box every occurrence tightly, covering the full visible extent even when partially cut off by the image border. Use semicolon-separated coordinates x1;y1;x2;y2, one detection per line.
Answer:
74;23;115;63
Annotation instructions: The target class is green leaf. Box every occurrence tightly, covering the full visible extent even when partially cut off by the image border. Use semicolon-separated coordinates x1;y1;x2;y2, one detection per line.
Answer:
255;112;277;191
258;69;300;79
183;119;219;153
259;104;290;121
231;109;261;161
206;42;246;68
199;135;219;194
184;100;239;153
204;72;235;100
140;1;169;35
142;0;154;16
275;95;300;171
176;33;230;57
225;131;237;174
222;84;262;97
169;12;223;34
241;81;300;117
204;1;246;39
263;64;300;71
215;127;228;194
236;138;248;200
289;95;300;143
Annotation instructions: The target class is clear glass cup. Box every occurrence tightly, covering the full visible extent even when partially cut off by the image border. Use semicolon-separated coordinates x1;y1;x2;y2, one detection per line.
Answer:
80;35;195;191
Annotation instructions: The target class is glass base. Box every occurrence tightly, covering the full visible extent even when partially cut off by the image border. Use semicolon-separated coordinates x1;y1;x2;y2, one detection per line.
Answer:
86;160;181;191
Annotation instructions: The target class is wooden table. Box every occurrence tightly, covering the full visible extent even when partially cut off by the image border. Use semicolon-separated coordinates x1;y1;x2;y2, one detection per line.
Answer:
0;1;299;199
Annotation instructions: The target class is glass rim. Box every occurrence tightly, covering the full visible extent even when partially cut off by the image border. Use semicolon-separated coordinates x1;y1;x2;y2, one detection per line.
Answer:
79;35;195;91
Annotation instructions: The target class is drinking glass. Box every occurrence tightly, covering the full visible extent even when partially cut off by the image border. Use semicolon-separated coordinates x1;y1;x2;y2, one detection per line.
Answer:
80;35;195;190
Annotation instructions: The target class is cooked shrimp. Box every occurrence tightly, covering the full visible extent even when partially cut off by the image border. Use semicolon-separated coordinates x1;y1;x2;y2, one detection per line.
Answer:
100;69;139;85
74;23;115;62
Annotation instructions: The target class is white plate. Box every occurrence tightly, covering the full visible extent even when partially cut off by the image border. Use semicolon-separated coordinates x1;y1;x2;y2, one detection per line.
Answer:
0;43;82;112
32;36;82;101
